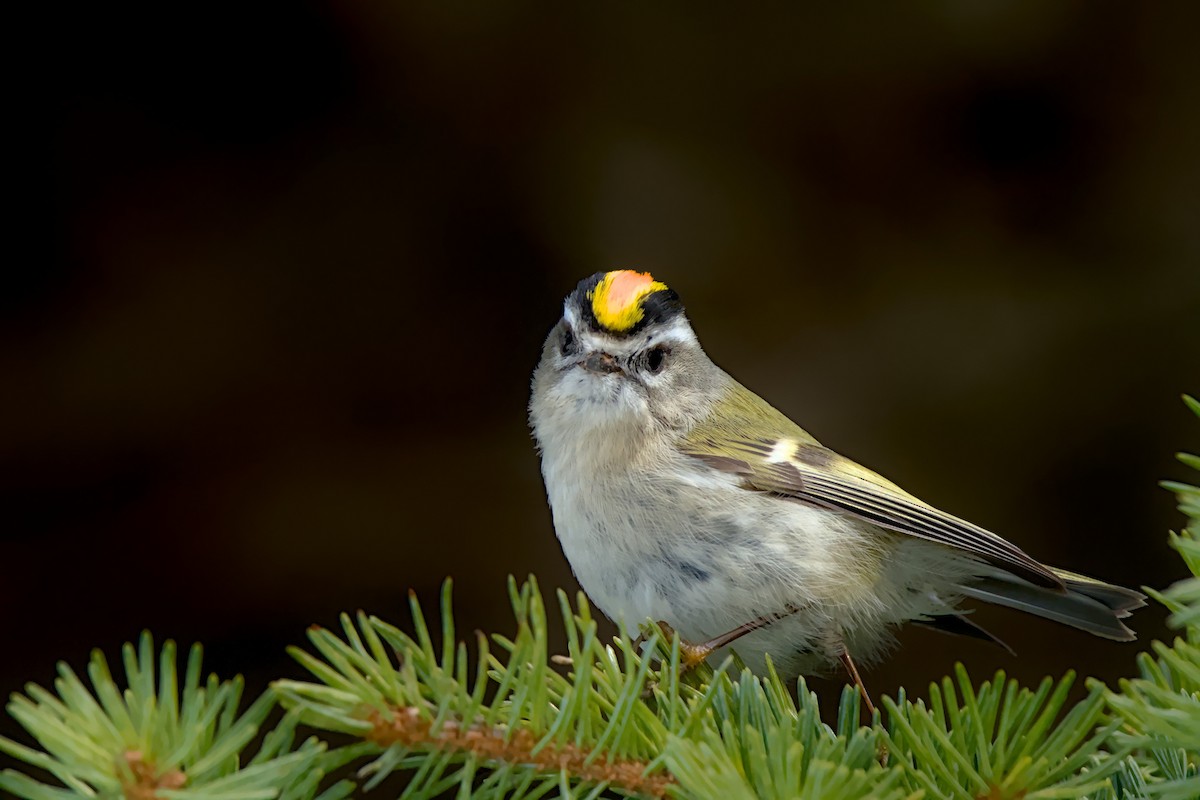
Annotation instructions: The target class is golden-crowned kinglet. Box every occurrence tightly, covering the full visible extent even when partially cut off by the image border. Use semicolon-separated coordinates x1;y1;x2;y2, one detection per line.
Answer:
529;270;1144;704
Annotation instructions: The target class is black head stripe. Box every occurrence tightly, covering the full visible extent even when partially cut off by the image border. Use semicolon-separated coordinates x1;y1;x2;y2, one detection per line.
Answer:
567;272;607;333
634;285;684;333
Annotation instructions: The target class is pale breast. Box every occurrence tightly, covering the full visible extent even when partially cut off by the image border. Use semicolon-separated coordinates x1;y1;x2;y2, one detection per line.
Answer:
546;449;892;636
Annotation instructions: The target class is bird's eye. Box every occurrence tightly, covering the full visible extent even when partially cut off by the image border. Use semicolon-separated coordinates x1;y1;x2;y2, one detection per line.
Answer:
645;345;670;373
559;327;577;356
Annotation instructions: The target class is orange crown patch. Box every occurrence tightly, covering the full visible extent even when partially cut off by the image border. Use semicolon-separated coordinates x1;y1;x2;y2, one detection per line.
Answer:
587;271;670;333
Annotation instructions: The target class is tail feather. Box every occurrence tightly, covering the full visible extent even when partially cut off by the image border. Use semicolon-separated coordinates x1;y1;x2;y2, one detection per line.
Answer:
915;610;1016;655
1049;568;1147;615
958;567;1146;642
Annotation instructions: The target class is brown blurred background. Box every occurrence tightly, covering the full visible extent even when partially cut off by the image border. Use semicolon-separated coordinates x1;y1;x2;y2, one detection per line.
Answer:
4;1;1200;754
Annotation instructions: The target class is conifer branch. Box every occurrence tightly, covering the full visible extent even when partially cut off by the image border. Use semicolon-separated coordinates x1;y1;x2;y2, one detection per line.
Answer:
362;707;674;797
1;394;1197;798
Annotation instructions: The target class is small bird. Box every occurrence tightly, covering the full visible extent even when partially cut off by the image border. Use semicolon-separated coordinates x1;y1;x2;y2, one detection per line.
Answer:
529;270;1144;709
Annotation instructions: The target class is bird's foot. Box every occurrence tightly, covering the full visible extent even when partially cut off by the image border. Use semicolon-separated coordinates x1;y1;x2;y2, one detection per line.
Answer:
653;621;718;671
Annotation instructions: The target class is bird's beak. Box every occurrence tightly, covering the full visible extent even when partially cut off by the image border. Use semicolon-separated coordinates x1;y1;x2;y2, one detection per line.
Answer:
579;352;622;375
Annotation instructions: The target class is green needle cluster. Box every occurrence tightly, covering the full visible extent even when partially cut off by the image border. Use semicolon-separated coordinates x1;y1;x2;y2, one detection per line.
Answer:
0;636;354;800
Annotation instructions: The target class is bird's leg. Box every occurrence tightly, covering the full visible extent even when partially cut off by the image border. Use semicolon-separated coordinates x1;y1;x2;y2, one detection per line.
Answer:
834;642;887;764
655;603;804;671
837;648;877;718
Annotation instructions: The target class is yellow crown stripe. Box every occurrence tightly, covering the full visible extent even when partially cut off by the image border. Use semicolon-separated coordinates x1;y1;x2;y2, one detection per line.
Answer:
588;270;669;332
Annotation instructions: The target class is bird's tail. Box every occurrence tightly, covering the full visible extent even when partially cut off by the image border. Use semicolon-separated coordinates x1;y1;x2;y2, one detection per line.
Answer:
958;566;1146;641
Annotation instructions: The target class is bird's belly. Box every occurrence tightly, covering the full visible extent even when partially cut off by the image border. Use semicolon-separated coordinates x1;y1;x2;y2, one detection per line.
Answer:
547;467;983;676
550;471;884;633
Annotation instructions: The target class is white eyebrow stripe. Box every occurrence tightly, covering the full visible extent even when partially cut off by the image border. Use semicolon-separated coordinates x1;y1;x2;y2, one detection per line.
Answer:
767;439;797;463
573;322;697;356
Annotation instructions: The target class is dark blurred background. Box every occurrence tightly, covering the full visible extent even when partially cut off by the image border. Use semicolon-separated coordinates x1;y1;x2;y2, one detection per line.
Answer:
4;0;1200;756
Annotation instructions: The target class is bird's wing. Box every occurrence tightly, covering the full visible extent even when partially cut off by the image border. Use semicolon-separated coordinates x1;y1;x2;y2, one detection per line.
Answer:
681;399;1064;590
